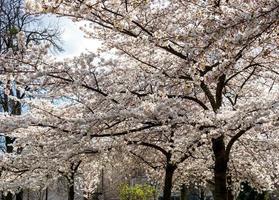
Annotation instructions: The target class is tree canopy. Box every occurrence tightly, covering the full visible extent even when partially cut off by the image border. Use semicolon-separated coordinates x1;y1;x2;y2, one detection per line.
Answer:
0;1;278;200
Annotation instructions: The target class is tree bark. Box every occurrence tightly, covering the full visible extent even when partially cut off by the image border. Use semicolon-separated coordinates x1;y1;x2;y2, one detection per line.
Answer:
212;136;228;200
45;187;48;200
68;183;75;200
162;164;176;200
67;161;82;200
15;191;23;200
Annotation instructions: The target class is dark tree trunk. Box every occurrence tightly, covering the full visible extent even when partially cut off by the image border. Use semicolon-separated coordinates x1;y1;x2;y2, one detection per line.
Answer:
67;161;82;200
4;91;23;200
68;174;75;200
162;164;176;200
212;136;228;200
4;134;15;200
2;93;9;113
45;187;48;200
15;191;23;200
68;183;75;200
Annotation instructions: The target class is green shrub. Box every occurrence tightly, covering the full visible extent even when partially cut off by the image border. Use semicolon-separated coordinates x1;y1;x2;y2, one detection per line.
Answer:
9;26;19;35
119;183;156;200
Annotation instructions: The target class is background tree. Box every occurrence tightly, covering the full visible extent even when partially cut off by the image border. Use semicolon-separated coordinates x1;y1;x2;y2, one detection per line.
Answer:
0;0;62;199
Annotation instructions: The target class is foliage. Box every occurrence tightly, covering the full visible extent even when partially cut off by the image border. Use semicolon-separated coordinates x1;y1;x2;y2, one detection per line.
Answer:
0;1;278;200
0;0;62;199
119;184;156;200
8;26;19;35
237;183;269;200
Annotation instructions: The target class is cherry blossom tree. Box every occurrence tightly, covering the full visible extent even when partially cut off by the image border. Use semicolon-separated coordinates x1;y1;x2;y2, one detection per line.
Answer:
0;1;278;200
0;1;62;199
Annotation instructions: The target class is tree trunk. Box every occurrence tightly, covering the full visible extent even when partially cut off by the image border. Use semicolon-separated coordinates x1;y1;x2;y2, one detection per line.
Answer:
45;187;48;200
16;191;23;200
162;164;176;200
212;136;228;200
68;183;75;200
200;189;205;200
180;184;187;200
27;189;30;200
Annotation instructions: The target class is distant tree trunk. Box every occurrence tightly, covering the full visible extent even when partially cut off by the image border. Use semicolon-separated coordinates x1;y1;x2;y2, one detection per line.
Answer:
2;93;9;113
45;187;48;200
200;189;205;200
67;161;82;200
180;184;187;200
16;191;23;200
1;89;23;200
68;182;75;200
27;189;30;200
162;163;176;200
212;136;228;200
4;125;15;200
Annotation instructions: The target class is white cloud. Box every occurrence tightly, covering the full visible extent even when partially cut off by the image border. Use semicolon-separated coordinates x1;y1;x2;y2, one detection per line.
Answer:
44;15;101;59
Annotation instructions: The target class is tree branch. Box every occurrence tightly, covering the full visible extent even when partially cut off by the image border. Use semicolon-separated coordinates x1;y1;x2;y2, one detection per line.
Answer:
225;126;252;160
90;123;162;138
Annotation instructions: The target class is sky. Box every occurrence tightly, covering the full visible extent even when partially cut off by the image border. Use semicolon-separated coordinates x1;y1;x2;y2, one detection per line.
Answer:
42;15;101;59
